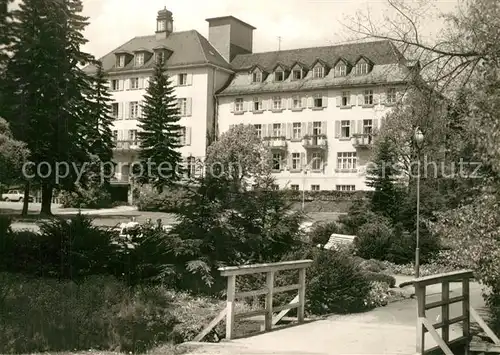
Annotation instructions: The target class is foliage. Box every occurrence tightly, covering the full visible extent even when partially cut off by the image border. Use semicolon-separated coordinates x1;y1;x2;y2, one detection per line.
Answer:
0;117;29;185
337;198;374;235
365;281;390;308
309;221;341;245
366;136;403;222
2;0;103;215
137;186;190;213
205;124;272;189
59;185;113;209
354;215;395;261
135;56;183;192
363;271;396;288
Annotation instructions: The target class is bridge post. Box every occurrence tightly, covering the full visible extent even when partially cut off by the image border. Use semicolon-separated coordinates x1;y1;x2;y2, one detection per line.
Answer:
225;275;236;340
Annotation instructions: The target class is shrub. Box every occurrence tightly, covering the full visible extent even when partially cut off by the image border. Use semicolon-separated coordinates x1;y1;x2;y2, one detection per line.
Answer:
364;281;390;308
309;221;341;245
59;185;113;209
0;215;11;235
357;258;386;273
363;271;396;288
337;198;376;235
137;187;189;213
354;216;394;261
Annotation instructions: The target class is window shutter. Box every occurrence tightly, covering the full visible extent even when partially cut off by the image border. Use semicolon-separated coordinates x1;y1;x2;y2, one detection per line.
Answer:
186;98;192;116
373;119;379;130
350;120;356;135
301;97;307;108
287;153;292;171
335;120;341;138
301;122;307;137
322;94;328;107
350;94;356;106
286;97;291;109
123;102;129;119
373;93;380;105
336;95;341;107
357;120;363;134
230;102;235;113
138;78;144;89
380;91;387;104
119;103;124;120
119;80;124;90
267;98;273;110
246;100;252;112
108;80;113;89
126;79;131;90
187;73;193;85
307;96;313;108
267;123;273;137
300;152;306;170
262;124;268;137
186;127;192;145
144;77;149;89
280;123;285;137
307;122;313;135
137;102;142;118
321;121;327;135
357;94;363;106
286;123;292;139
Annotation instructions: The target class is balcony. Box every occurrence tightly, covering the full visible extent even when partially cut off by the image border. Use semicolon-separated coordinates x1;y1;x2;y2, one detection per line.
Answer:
351;134;373;148
302;135;327;149
264;136;287;150
114;139;140;151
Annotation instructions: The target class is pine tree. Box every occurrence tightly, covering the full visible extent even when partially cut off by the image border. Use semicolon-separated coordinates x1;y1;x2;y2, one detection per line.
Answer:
366;137;402;222
3;0;98;215
0;0;13;68
136;56;183;192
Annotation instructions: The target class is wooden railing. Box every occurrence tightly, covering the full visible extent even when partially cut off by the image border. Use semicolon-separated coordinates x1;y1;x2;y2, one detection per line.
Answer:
194;259;313;341
413;270;500;355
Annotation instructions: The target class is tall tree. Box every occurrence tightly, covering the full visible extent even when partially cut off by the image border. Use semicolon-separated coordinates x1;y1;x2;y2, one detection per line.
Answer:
136;56;183;192
0;0;13;68
0;117;29;186
366;136;402;222
3;0;98;215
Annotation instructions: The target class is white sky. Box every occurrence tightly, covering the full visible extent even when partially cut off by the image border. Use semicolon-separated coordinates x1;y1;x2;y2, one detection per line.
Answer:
15;0;462;59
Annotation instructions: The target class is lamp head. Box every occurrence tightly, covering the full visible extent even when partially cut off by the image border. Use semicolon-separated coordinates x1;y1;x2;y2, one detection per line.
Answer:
414;127;424;144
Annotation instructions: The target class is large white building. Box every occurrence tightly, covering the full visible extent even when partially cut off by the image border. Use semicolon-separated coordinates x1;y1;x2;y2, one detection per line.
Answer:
88;8;416;198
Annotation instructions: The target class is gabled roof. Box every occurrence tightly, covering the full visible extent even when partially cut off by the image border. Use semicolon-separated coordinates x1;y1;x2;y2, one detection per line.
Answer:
133;47;153;53
84;30;231;74
354;55;373;65
230;40;403;72
290;61;307;69
272;62;290;71
333;57;350;67
250;64;267;73
311;58;329;68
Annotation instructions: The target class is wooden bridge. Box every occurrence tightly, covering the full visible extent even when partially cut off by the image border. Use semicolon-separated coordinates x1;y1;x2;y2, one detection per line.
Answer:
189;261;500;355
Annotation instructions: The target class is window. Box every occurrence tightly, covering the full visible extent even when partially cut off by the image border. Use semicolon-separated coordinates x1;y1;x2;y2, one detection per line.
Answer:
178;73;188;86
291;153;301;170
290;184;299;191
274;70;284;82
252;71;262;83
155;51;164;63
292;69;302;80
341;91;350;106
356;62;369;75
179;127;186;145
272;96;282;110
337;152;357;170
311;152;322;170
112;130;118;141
312;121;322;136
313;66;324;78
234;98;244;112
335;63;347;77
135;53;144;66
387;88;397;104
254;124;262;138
157;20;166;31
186;157;196;177
111;79;120;91
130;77;139;89
129;101;139;118
272;184;279;190
341;120;350;138
364;90;374;105
363;119;373;134
111;103;119;118
292;96;302;109
311;185;320;191
272;123;282;137
128;129;137;141
336;185;355;191
178;98;187;116
292;122;302;139
117;55;125;68
272;153;282;171
313;94;323;108
253;97;263;111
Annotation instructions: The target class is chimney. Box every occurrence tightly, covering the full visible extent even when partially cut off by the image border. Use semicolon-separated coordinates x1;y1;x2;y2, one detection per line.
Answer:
156;7;173;40
206;16;256;63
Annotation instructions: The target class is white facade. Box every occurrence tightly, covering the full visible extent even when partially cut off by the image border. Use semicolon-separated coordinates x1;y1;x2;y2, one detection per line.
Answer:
218;84;406;191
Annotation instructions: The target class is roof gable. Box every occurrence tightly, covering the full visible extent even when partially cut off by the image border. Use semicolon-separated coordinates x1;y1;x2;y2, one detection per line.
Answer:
272;62;289;72
354;55;372;65
291;61;307;70
333;57;350;67
311;58;329;69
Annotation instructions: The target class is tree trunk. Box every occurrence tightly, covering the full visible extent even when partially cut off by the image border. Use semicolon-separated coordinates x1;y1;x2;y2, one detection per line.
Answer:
21;181;30;216
40;182;53;216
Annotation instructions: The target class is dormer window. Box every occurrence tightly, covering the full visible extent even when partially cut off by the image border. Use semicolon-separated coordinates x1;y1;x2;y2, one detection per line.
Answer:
155;51;165;63
355;61;369;75
274;70;284;82
313;66;324;79
117;55;125;68
135;53;144;66
252;70;262;83
292;69;302;80
335;63;347;77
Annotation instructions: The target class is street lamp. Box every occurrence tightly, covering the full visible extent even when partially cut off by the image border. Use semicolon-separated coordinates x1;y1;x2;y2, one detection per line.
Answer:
414;127;424;278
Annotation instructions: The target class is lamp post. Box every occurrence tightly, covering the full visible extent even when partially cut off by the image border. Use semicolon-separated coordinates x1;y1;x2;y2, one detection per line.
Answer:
414;127;424;278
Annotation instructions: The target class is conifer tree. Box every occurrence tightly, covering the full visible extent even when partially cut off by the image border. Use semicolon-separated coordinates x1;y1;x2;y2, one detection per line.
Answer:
136;56;183;192
0;0;13;68
3;0;99;215
366;136;402;222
